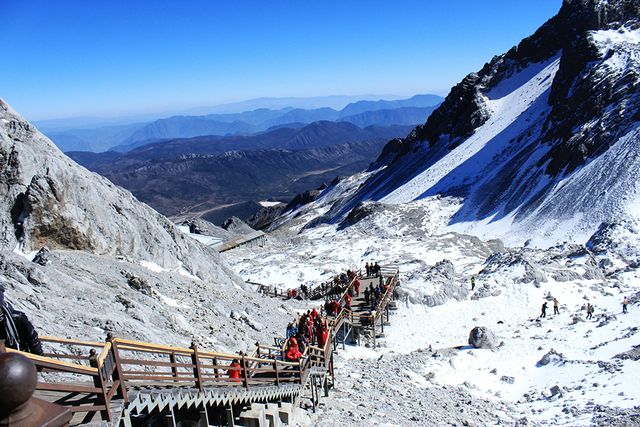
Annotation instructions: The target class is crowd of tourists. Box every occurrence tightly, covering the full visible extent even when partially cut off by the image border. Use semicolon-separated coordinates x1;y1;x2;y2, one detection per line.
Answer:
283;308;329;362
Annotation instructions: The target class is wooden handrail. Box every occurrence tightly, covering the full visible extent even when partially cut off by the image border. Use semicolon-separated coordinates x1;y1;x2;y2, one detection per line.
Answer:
97;341;112;366
370;269;399;327
4;267;388;424
5;348;99;374
39;336;106;347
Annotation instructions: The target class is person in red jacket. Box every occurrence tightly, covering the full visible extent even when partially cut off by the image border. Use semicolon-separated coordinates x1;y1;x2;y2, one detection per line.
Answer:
285;338;303;362
316;321;328;348
354;278;361;297
345;293;352;310
227;359;241;382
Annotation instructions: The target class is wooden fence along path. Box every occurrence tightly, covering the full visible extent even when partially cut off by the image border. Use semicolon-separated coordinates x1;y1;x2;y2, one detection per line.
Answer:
0;267;399;426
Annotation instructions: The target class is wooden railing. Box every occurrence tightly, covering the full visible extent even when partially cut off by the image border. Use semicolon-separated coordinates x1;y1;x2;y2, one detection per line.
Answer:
2;267;398;424
369;268;400;330
1;332;321;422
4;335;124;422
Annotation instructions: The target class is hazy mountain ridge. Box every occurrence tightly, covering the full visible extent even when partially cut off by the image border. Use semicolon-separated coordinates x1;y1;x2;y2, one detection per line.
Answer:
86;138;392;222
69;121;414;171
277;0;640;249
66;121;415;222
43;94;443;153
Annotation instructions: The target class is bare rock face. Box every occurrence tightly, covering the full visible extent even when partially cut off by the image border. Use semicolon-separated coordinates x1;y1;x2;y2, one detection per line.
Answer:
468;326;499;349
221;216;255;235
419;260;469;307
0;97;244;288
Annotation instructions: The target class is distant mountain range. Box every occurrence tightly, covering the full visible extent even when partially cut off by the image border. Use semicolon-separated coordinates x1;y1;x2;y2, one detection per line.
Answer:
68;121;415;223
41;94;443;153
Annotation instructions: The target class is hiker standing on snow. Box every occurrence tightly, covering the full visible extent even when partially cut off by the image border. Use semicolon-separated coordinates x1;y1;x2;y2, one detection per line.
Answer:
622;296;629;314
540;301;548;318
471;276;476;291
586;303;594;320
553;298;560;315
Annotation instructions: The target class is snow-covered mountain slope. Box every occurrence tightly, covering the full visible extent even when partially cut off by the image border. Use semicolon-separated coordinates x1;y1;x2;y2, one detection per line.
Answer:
225;204;640;426
277;0;640;251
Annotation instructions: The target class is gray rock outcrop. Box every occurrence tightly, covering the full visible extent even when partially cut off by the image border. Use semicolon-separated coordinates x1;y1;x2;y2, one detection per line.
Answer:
0;97;244;288
468;326;499;349
221;216;255;236
416;260;469;307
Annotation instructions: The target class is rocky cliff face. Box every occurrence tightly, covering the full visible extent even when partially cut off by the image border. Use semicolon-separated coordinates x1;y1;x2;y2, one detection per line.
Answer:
291;0;640;247
0;98;244;287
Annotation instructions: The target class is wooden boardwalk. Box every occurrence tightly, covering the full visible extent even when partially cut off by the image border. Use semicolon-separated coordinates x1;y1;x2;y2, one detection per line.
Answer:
1;267;399;426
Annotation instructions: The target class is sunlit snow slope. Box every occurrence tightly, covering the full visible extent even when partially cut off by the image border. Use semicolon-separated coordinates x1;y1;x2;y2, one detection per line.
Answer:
296;6;640;249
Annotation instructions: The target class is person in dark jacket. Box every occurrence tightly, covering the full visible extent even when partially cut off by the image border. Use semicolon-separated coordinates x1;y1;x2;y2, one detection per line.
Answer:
0;285;44;355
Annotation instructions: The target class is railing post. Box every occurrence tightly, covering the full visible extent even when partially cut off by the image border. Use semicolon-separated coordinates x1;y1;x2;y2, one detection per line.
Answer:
94;342;112;421
213;356;220;379
241;355;250;391
298;358;304;384
273;357;280;388
106;333;128;403
170;352;179;381
190;342;204;392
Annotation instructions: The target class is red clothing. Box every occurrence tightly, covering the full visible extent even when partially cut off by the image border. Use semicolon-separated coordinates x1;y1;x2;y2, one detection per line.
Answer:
285;338;303;362
354;279;360;293
227;363;241;381
345;294;352;309
316;323;328;347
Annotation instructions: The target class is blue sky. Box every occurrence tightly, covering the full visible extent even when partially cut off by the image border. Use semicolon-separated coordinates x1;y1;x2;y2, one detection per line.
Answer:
1;1;562;121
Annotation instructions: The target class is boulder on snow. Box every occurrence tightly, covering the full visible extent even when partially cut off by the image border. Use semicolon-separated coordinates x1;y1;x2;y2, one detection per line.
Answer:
468;326;499;349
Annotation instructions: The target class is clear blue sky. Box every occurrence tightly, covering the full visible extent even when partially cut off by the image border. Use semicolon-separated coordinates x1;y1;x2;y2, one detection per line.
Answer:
0;0;562;121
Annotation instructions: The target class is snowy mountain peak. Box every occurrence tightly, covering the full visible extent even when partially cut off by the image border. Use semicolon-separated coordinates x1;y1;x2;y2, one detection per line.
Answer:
276;0;640;251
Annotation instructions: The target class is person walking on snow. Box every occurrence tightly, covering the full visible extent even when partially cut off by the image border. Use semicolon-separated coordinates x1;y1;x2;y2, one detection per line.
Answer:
623;296;629;314
540;301;548;318
586;303;594;320
553;298;560;315
471;276;476;291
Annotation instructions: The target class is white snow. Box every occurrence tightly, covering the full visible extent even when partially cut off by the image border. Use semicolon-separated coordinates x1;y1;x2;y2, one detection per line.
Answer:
224;204;640;425
259;201;282;207
140;260;165;273
381;56;561;205
591;26;640;51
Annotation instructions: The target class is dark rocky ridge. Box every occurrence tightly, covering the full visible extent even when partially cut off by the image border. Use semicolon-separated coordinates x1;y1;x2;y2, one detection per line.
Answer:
379;0;640;170
297;0;640;243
